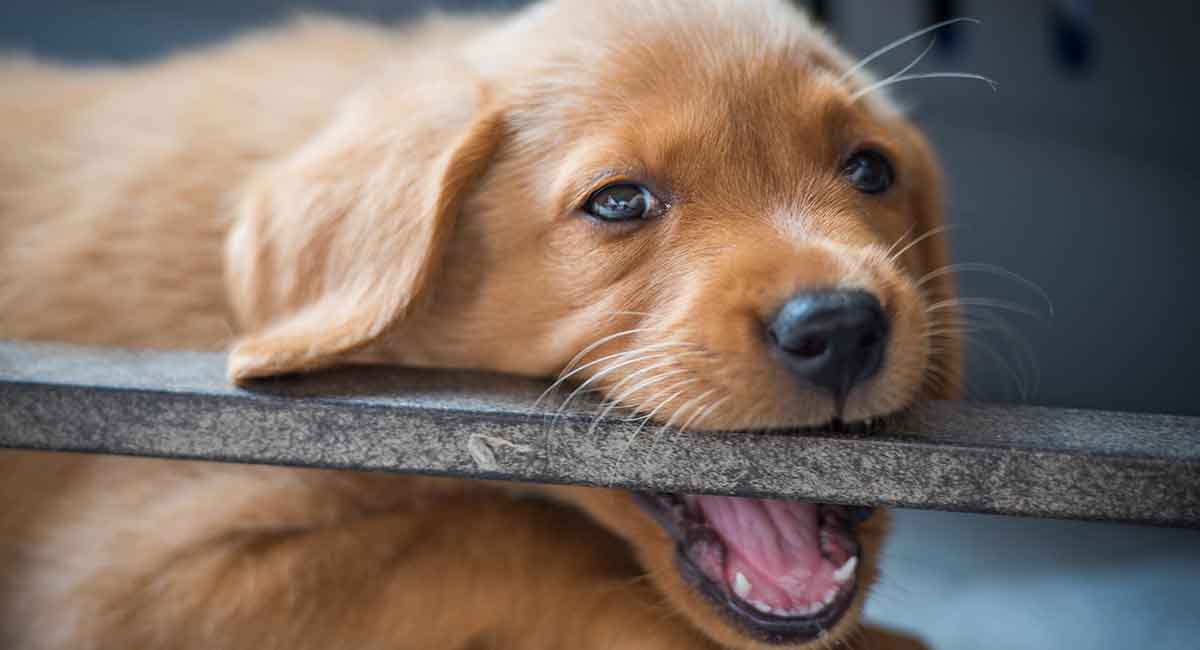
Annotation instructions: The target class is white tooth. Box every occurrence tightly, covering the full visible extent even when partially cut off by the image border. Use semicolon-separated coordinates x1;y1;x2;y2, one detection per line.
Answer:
822;587;838;606
833;556;858;584
733;572;752;599
750;600;774;615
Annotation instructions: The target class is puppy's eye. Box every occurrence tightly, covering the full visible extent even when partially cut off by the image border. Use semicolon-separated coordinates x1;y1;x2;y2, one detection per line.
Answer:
841;149;894;194
583;183;656;222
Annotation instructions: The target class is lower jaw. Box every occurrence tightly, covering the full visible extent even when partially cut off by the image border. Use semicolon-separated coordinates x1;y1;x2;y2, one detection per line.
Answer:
632;492;870;646
675;544;859;645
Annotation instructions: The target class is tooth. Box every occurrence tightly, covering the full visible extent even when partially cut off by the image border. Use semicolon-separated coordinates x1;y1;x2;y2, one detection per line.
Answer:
733;572;752;599
750;600;774;615
833;556;858;583
822;587;838;606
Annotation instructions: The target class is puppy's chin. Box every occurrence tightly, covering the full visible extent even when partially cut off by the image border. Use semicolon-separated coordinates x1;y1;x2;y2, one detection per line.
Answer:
547;481;890;650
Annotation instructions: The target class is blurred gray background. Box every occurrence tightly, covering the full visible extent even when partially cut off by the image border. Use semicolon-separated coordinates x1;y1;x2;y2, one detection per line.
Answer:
3;1;1197;648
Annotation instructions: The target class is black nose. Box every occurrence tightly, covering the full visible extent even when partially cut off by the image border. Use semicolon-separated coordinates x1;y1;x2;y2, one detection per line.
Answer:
768;290;890;409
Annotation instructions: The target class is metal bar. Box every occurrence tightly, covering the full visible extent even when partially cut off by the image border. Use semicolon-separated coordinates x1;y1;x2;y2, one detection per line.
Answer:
2;340;1198;527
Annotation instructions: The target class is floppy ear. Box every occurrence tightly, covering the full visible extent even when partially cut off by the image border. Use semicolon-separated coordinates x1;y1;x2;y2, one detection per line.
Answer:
224;82;505;383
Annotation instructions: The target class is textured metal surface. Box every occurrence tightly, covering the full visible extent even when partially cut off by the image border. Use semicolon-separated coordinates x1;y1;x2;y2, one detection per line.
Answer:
2;340;1198;527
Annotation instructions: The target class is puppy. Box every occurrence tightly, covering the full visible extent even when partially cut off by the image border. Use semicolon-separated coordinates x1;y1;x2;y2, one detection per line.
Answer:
0;1;960;648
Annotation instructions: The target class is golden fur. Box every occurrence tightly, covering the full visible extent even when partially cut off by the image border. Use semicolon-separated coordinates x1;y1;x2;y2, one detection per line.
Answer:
0;1;959;648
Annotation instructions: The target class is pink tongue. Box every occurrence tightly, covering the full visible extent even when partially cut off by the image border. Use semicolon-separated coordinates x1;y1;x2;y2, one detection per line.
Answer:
691;496;847;616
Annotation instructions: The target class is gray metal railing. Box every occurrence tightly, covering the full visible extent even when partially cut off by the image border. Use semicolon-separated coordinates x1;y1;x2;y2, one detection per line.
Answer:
2;340;1198;527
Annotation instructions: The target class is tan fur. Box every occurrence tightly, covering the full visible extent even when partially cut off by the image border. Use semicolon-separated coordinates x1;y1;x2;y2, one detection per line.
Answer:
0;2;958;649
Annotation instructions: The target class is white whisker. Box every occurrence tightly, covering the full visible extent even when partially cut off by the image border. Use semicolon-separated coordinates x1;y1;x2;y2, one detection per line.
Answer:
927;297;1046;321
883;225;915;262
586;366;694;434
662;388;718;431
553;349;704;420
953;310;1043;397
840;17;980;83
887;35;938;82
681;396;730;433
535;342;684;409
617;388;690;473
916;262;1055;317
889;224;958;265
851;72;997;103
558;327;665;381
625;379;700;423
580;365;690;441
962;331;1030;400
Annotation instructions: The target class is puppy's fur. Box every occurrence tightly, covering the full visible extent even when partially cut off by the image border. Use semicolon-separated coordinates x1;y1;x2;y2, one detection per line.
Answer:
0;2;959;648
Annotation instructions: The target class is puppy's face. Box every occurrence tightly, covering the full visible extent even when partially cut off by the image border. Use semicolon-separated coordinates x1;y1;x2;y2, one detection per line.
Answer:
228;1;960;648
460;55;954;430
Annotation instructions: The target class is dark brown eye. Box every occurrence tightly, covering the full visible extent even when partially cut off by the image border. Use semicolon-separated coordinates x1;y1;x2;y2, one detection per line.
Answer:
841;149;895;194
583;183;656;222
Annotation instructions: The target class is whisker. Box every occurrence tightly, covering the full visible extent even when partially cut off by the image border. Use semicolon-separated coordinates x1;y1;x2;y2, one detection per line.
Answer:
883;224;915;261
924;297;1043;401
889;224;959;265
598;310;656;320
916;262;1055;318
549;352;667;418
927;297;1047;321
851;72;997;103
964;332;1030;400
587;367;694;431
886;35;938;83
624;379;701;423
954;310;1042;398
662;388;718;431
535;341;685;409
552;349;703;420
840;17;981;83
681;396;730;433
618;388;690;473
928;323;1031;400
557;327;667;383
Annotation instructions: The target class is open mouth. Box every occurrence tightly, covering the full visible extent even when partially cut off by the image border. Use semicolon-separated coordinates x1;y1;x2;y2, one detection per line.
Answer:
634;492;872;645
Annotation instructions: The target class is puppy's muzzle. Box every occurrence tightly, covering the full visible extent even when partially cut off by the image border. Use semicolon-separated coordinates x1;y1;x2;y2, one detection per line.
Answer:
767;289;889;411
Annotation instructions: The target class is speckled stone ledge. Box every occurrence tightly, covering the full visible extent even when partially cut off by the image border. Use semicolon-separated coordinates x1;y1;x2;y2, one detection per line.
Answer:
2;340;1197;527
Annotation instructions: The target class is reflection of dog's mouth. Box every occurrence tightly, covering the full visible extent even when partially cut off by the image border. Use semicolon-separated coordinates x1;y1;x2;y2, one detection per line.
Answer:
634;490;873;645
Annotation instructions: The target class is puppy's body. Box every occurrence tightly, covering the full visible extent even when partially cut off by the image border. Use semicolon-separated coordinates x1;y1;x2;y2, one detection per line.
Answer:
0;17;483;349
1;3;956;649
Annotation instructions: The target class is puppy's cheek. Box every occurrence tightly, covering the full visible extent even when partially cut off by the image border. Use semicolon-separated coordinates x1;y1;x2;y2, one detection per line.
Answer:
853;281;931;419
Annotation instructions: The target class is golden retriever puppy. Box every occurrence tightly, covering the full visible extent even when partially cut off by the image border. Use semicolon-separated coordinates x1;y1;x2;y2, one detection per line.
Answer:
0;1;959;648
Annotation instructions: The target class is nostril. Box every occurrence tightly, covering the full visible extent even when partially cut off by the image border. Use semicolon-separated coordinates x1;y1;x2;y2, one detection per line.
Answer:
789;334;829;360
858;330;880;351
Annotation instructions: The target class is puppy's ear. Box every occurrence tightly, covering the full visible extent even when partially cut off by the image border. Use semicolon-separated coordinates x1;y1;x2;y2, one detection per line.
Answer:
224;82;505;383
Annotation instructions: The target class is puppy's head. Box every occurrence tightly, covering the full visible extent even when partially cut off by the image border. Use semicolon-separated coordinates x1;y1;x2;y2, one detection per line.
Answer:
226;1;960;648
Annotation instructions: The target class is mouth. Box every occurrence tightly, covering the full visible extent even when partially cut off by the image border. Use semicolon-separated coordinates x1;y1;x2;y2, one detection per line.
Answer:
634;492;873;645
